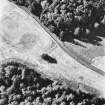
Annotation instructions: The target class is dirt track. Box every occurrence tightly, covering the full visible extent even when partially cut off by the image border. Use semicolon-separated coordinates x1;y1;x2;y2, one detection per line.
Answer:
0;0;105;98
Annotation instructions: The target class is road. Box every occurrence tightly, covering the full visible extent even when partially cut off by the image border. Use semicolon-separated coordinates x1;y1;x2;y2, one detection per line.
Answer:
21;6;105;77
0;0;105;98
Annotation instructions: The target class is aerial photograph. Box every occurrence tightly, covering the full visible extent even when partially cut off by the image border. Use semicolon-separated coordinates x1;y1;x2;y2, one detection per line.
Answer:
0;0;105;105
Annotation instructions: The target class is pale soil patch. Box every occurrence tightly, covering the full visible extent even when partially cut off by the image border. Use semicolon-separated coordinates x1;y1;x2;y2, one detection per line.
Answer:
92;56;105;71
0;0;105;98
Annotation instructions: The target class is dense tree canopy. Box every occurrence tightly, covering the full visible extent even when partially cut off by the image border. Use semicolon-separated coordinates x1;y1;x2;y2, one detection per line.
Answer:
9;0;105;40
0;62;105;105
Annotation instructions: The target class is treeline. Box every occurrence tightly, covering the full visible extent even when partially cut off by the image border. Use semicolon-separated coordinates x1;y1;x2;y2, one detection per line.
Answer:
9;0;105;40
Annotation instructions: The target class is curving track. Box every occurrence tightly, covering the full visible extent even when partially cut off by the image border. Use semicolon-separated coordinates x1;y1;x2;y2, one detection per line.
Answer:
0;0;105;98
28;7;105;77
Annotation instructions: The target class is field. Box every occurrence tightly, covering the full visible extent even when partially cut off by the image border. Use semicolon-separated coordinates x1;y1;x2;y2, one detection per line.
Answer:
0;0;105;105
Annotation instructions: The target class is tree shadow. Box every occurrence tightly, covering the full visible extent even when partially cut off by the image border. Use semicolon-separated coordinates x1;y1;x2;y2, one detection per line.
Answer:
62;31;75;43
62;23;105;47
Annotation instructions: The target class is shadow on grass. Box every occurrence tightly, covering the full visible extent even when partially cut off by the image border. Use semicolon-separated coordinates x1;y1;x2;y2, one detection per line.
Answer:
62;24;105;47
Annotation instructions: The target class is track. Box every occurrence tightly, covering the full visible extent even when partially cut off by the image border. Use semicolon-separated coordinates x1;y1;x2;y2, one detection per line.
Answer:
20;6;105;77
0;0;105;98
